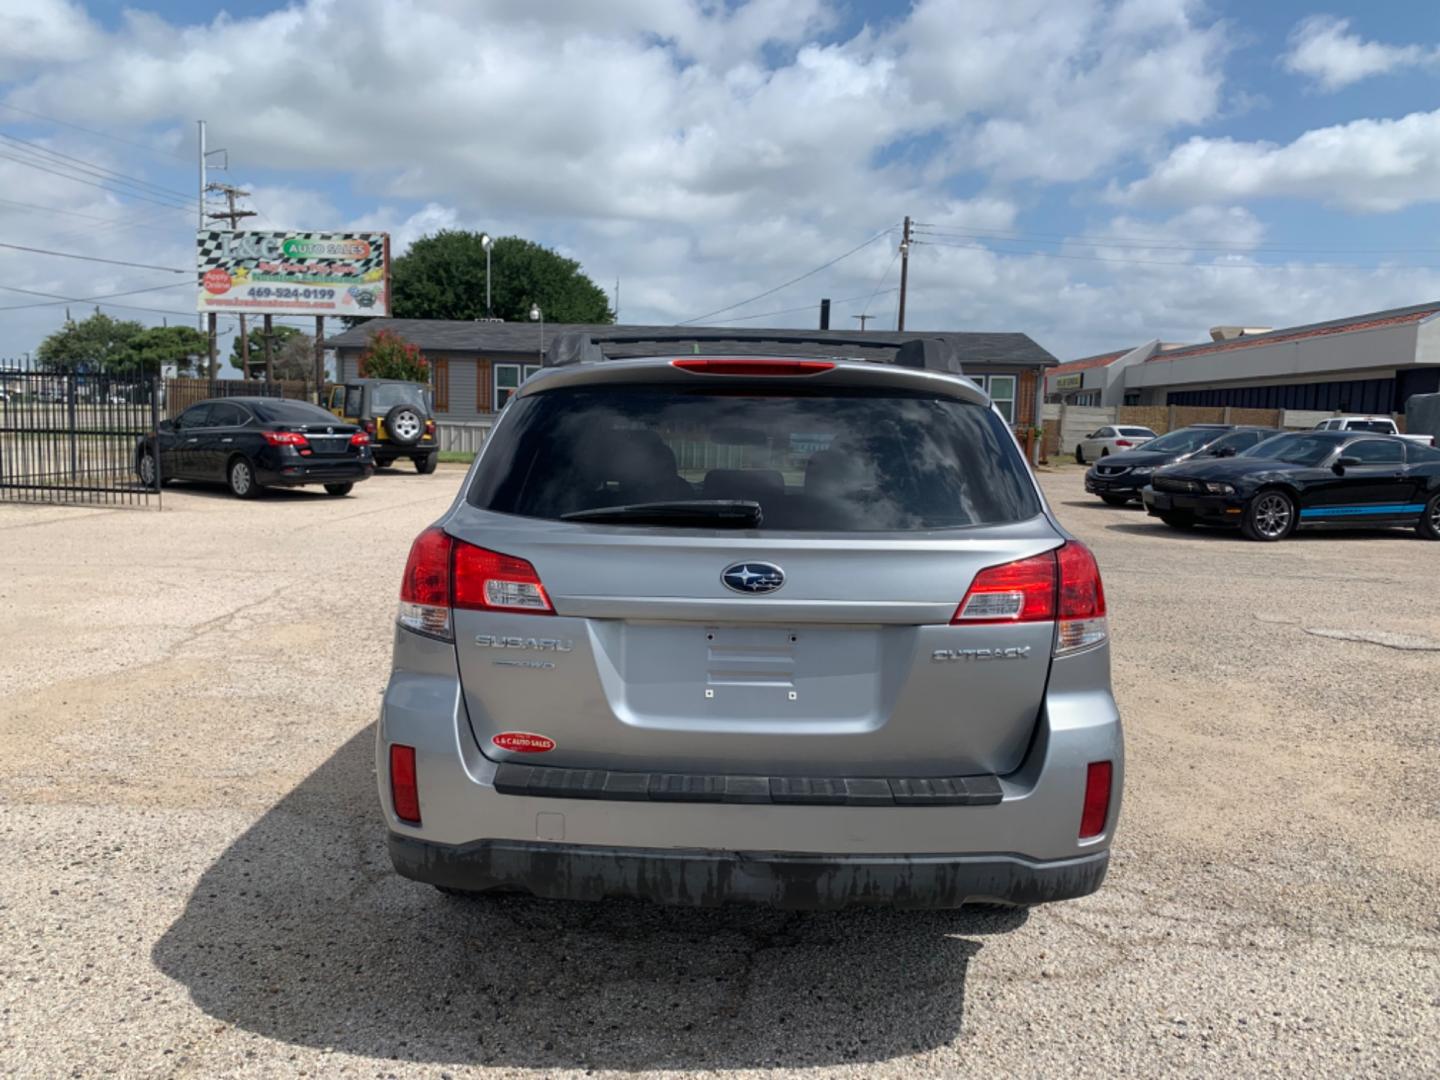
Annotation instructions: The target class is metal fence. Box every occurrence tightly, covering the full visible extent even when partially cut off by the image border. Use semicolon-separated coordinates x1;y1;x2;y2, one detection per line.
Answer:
163;377;304;417
0;372;162;508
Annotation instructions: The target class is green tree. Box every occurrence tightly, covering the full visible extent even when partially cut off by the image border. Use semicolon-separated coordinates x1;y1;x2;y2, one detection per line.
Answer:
386;231;613;324
123;325;209;375
36;312;145;373
229;324;304;374
358;329;429;381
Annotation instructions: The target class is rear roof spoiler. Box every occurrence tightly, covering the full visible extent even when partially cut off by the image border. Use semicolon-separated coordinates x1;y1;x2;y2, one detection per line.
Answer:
544;331;964;375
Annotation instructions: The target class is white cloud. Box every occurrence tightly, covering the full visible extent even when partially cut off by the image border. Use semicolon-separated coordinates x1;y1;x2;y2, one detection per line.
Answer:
1118;108;1440;212
895;0;1227;181
1;0;1433;365
0;0;99;78
1283;15;1437;92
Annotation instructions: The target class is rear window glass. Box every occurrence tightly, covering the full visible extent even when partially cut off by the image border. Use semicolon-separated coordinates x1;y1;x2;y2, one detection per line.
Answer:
1343;420;1394;433
250;400;342;424
371;383;430;412
1117;427;1155;437
469;385;1041;531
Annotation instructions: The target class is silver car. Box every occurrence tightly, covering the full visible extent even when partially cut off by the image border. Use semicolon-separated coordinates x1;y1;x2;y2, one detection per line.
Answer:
378;341;1122;909
1075;425;1157;464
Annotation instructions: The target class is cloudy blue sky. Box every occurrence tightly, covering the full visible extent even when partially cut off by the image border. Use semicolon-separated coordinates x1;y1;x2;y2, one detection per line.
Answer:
2;0;1439;367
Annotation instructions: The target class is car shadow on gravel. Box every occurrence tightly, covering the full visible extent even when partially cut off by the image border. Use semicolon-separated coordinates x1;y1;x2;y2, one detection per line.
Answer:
153;727;1026;1071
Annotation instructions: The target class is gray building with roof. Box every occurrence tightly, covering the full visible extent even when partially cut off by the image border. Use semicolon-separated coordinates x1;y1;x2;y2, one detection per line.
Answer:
326;319;1057;429
1048;300;1440;414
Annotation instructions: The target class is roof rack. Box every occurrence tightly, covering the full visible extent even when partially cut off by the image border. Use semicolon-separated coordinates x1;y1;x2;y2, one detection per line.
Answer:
543;331;964;375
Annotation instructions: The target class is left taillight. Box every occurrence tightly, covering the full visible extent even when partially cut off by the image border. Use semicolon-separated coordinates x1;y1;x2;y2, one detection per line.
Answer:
397;526;454;639
262;430;309;447
952;540;1108;656
397;527;553;641
389;744;421;825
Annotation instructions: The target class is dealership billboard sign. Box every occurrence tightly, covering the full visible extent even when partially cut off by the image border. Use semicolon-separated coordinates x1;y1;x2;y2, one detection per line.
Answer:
196;231;390;317
1052;372;1084;391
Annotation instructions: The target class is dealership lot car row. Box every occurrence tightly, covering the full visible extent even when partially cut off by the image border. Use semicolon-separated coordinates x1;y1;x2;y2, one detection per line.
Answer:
1084;422;1440;541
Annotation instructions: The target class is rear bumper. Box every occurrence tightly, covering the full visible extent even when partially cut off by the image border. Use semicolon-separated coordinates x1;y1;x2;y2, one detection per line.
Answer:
388;834;1109;909
257;460;374;486
376;632;1123;908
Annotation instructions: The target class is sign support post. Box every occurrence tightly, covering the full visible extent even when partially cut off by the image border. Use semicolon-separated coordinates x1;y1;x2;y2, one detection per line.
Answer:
314;316;325;404
262;314;274;383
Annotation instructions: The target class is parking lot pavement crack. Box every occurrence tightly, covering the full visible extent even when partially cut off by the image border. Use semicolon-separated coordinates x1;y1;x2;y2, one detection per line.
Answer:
1303;628;1440;652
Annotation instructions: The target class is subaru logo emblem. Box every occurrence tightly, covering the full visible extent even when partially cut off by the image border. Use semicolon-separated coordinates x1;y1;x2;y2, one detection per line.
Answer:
722;561;785;595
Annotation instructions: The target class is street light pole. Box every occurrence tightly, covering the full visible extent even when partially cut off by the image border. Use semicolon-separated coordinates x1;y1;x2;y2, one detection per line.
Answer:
480;233;494;317
529;302;543;362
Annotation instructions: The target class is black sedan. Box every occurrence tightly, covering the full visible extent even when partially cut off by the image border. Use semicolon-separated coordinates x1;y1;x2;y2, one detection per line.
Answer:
136;397;375;499
1084;425;1279;505
1141;431;1440;541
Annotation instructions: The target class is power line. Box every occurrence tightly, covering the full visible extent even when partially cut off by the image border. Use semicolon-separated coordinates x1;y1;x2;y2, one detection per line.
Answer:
677;225;897;325
0;131;192;202
0;280;191;312
0;150;194;213
859;245;902;320
912;222;1440;257
0;142;193;211
0;101;189;163
0;241;188;273
718;287;901;324
912;237;1440;272
0;197;182;243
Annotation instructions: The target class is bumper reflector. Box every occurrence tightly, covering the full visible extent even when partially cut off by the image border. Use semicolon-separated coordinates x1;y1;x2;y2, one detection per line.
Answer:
390;744;421;824
1079;761;1112;839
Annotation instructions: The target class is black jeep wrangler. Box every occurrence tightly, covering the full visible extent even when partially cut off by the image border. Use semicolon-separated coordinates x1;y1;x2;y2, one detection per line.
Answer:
325;378;438;473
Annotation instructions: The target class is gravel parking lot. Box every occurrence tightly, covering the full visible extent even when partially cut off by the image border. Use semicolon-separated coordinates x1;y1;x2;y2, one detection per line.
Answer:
2;466;1436;1078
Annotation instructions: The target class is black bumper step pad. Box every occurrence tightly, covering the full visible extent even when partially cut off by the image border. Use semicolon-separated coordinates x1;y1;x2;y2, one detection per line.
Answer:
493;762;1003;807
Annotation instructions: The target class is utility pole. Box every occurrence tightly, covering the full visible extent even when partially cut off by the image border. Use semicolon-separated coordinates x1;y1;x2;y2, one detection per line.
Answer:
614;277;620;323
897;215;911;332
853;314;876;331
197;120;206;343
207;183;257;378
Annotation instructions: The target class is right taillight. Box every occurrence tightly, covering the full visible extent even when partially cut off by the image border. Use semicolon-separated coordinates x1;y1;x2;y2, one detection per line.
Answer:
397;526;553;640
953;540;1108;656
1054;541;1107;654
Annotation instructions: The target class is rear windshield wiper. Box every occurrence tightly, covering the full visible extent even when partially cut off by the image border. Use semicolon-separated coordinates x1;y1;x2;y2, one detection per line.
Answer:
561;500;763;527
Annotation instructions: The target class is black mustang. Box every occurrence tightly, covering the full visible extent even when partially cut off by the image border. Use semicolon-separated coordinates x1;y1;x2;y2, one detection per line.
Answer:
1141;431;1440;541
136;397;375;499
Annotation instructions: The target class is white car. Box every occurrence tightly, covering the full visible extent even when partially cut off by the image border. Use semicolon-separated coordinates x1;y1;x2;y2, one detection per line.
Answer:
1313;416;1434;447
1075;425;1157;464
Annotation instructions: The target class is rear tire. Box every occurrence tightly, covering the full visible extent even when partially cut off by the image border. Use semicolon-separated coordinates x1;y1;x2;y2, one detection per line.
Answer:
1158;511;1196;530
1241;489;1294;542
1418;493;1440;540
137;450;167;490
227;456;260;500
1100;494;1130;507
324;482;353;496
414;452;438;474
374;456;395;469
1075;446;1085;464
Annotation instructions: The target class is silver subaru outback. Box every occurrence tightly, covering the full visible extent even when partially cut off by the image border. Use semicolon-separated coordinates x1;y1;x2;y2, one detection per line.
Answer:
378;338;1122;909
